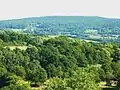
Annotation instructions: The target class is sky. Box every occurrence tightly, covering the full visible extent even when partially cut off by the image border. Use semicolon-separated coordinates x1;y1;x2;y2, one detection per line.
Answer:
0;0;120;20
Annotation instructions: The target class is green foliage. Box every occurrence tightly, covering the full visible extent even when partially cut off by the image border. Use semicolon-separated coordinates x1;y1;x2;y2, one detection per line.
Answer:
44;77;68;90
0;74;30;90
111;61;120;79
13;65;26;78
0;32;120;89
0;84;30;90
66;68;101;90
44;67;101;90
0;63;7;77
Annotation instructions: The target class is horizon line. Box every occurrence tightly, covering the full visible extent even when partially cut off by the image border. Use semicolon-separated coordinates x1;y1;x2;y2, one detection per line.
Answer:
0;15;120;21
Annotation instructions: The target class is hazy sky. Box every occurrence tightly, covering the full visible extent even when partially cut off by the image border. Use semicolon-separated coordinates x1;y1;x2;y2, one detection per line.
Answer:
0;0;120;20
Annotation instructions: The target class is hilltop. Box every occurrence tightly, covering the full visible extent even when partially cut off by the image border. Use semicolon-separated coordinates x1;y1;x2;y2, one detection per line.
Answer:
0;16;120;42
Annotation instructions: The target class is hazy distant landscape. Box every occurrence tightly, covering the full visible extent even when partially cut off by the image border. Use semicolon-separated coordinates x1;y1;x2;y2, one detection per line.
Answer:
0;16;120;90
1;16;120;43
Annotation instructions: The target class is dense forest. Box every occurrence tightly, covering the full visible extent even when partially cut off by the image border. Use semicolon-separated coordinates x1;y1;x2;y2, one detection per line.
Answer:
0;31;120;90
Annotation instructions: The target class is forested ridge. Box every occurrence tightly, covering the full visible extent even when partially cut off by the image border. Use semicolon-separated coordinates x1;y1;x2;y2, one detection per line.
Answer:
1;16;120;42
0;16;120;35
0;31;120;90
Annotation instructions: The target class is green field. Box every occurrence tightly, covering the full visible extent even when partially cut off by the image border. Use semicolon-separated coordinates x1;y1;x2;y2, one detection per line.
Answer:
4;46;28;50
84;29;98;34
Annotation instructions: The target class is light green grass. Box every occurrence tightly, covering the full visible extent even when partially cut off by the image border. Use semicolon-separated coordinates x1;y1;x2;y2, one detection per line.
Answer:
4;46;28;50
31;87;43;90
84;29;98;34
99;81;117;90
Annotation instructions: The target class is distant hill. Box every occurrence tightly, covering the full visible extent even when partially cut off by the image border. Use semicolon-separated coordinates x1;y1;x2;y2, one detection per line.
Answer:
0;16;120;35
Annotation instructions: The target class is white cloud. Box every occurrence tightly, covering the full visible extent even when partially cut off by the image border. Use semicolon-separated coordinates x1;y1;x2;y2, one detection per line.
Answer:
0;0;120;20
